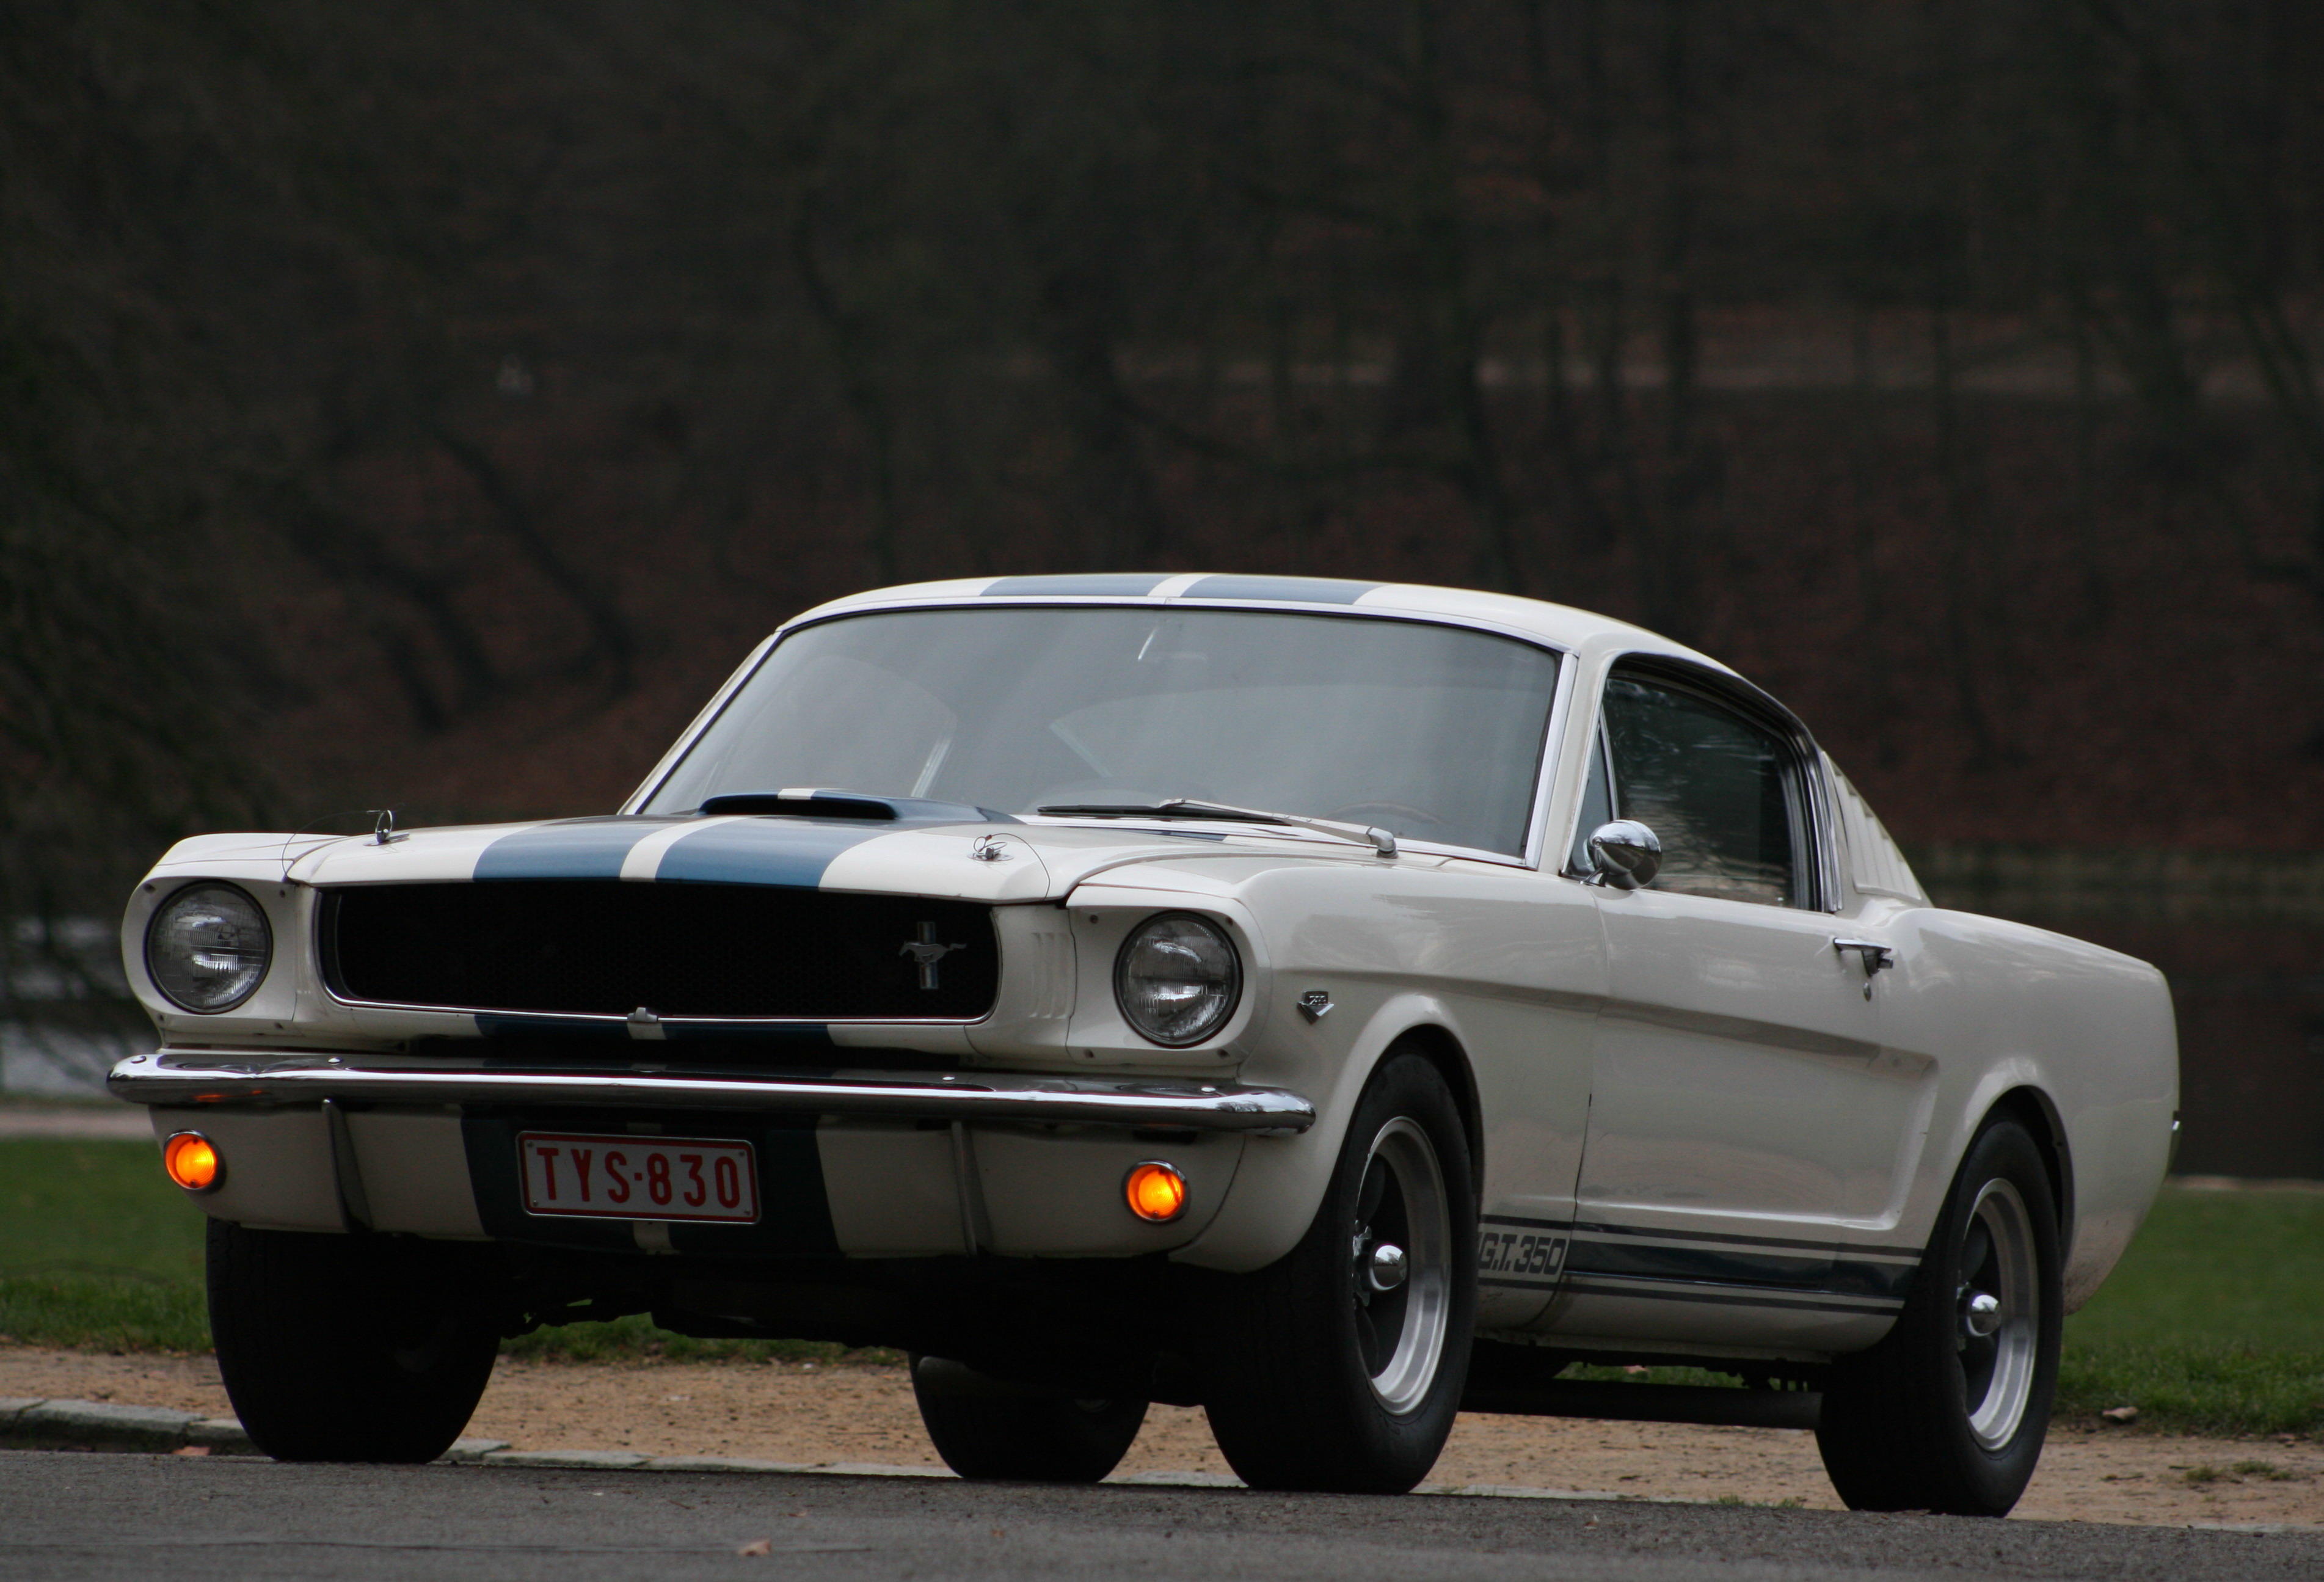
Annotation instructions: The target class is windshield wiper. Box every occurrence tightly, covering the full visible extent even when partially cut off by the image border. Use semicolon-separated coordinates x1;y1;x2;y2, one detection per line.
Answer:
1036;798;1397;858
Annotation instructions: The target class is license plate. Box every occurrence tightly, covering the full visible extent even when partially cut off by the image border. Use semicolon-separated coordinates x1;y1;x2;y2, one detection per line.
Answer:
517;1131;760;1223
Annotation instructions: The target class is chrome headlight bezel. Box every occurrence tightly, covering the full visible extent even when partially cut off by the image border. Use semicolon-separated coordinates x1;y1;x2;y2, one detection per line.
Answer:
1113;911;1243;1048
144;881;273;1013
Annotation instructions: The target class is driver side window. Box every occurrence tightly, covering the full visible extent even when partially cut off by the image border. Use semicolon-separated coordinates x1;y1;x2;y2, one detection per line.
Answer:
1597;671;1806;908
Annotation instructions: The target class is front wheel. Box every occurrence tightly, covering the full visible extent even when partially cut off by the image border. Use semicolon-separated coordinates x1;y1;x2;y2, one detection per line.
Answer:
1202;1050;1476;1493
1815;1117;2063;1515
208;1220;501;1463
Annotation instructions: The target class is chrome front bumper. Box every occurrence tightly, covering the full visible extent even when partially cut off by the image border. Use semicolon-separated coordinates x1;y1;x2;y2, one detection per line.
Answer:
108;1049;1316;1135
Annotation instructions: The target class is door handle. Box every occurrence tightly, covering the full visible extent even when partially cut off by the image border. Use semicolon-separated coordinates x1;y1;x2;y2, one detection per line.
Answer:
1833;938;1895;998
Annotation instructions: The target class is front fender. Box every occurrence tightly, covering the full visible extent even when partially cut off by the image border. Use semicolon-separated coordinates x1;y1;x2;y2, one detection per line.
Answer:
1169;991;1467;1274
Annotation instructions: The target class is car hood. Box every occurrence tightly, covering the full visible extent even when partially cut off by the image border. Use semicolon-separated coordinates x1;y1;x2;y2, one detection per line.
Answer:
227;814;1373;904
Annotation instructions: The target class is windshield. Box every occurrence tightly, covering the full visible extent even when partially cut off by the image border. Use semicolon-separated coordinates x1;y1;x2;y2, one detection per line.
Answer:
641;607;1561;856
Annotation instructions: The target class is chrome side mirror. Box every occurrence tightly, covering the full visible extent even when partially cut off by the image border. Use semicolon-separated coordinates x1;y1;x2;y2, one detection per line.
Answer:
1586;820;1661;891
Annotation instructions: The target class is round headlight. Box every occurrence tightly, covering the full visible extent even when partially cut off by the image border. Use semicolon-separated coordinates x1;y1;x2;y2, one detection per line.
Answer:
1114;913;1241;1048
145;883;272;1013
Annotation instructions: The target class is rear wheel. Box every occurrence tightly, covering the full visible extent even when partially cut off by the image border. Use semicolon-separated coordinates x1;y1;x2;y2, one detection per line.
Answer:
1201;1051;1476;1493
1815;1118;2062;1515
909;1355;1147;1482
208;1220;500;1463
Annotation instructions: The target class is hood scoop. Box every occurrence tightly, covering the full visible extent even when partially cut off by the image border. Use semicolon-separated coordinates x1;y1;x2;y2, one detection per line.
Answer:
696;790;1018;825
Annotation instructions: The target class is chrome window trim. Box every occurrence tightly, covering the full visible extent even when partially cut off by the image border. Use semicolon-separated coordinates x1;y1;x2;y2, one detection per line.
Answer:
623;599;1576;872
1518;638;1581;874
1803;737;1847;916
1556;724;1617;881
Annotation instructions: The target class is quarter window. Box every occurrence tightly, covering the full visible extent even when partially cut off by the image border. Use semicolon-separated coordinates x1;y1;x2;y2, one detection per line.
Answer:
1598;673;1805;907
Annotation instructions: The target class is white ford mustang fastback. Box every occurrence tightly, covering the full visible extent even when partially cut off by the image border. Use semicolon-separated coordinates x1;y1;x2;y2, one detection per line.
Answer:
112;574;2176;1512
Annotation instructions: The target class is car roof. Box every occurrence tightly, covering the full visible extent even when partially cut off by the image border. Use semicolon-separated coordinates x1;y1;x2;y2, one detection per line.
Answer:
784;573;1731;675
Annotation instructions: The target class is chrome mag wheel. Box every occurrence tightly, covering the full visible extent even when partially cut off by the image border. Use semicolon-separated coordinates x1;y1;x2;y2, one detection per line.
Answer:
1350;1115;1452;1415
1957;1177;2039;1450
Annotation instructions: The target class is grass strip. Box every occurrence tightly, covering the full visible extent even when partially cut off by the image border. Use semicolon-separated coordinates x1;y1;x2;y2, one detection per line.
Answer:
2057;1343;2324;1437
0;1273;209;1354
0;1138;206;1283
0;1137;212;1353
2052;1184;2324;1436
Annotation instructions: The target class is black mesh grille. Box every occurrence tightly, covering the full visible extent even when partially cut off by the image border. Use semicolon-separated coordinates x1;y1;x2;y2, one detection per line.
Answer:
322;882;998;1020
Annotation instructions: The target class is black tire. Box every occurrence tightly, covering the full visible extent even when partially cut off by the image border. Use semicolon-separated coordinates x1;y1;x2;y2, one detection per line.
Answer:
1815;1117;2063;1515
1201;1050;1477;1493
909;1355;1148;1482
208;1220;501;1463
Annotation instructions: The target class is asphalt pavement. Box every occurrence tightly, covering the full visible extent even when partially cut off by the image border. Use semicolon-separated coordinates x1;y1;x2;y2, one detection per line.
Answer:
3;1450;2319;1582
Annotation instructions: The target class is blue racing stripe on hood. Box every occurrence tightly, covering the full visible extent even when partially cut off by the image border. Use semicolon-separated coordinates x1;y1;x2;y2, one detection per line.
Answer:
473;819;664;880
654;818;889;888
1180;575;1379;604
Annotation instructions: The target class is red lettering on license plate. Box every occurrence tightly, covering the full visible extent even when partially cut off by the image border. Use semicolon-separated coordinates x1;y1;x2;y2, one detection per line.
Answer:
517;1131;760;1223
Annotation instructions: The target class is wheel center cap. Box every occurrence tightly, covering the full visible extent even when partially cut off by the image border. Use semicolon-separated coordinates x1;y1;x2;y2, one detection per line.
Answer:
1368;1242;1409;1292
1962;1290;2002;1338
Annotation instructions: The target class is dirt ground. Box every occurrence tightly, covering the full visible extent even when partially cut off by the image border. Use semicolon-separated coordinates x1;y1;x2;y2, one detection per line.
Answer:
7;1346;2319;1527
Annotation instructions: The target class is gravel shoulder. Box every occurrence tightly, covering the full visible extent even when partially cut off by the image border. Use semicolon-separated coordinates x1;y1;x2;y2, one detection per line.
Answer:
7;1345;2318;1526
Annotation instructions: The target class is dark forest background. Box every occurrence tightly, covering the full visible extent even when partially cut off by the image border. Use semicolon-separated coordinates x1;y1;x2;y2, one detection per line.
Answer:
5;2;2323;1127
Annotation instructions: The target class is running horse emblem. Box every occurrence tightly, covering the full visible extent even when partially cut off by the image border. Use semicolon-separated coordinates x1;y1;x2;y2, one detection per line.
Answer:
899;922;967;990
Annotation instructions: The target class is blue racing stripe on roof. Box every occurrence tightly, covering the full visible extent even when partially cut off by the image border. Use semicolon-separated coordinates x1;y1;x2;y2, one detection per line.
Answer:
654;818;886;888
473;820;660;881
983;574;1171;596
1179;575;1379;604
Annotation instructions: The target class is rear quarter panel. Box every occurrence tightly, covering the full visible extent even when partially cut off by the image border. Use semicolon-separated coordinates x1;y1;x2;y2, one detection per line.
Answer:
1878;903;2178;1311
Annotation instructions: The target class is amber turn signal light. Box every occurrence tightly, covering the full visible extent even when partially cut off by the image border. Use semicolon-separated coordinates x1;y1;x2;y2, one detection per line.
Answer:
162;1131;220;1193
1123;1160;1188;1223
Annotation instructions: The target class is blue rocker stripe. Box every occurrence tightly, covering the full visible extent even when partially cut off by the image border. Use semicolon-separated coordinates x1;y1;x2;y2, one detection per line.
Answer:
1557;1277;1904;1315
1566;1238;1917;1301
